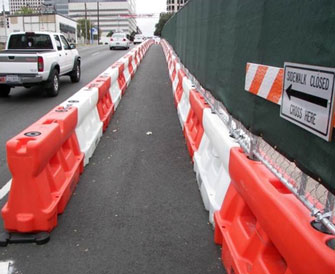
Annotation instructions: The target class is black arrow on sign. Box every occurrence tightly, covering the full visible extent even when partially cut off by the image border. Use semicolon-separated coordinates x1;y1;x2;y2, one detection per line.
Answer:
285;84;328;108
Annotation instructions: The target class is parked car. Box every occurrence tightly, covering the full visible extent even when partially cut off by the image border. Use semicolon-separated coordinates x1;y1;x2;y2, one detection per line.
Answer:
0;31;80;97
109;33;130;50
134;34;145;45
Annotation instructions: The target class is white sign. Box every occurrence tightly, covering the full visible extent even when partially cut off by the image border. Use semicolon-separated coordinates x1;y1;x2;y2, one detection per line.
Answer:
280;62;335;141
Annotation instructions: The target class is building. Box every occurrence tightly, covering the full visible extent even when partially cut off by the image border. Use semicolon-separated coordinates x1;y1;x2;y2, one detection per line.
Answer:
68;0;137;37
9;0;43;14
166;0;188;13
44;0;69;16
0;13;77;43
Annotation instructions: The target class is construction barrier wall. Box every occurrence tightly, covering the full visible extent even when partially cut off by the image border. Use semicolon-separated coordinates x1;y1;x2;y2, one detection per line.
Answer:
162;0;335;193
1;40;154;238
161;33;335;274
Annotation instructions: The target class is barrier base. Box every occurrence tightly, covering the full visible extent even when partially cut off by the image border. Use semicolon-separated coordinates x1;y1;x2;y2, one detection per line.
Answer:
0;232;50;246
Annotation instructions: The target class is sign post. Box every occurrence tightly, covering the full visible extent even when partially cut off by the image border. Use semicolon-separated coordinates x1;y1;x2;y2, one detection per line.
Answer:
280;62;335;141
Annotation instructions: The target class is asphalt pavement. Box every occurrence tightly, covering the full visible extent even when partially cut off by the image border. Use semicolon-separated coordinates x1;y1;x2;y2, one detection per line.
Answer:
0;45;224;274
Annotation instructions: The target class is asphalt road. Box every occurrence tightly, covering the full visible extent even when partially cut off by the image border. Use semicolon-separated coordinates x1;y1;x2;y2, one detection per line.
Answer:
0;45;224;273
0;45;134;189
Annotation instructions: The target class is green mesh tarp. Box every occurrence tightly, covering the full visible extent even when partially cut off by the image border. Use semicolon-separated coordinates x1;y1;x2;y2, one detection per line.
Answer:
162;0;335;193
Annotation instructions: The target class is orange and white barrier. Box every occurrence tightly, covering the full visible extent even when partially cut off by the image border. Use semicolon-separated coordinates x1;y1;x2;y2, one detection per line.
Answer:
176;76;192;129
196;110;239;224
214;147;335;274
1;40;154;238
162;38;335;274
61;87;103;166
183;89;210;159
88;75;114;132
2;106;84;232
161;39;239;225
102;67;122;110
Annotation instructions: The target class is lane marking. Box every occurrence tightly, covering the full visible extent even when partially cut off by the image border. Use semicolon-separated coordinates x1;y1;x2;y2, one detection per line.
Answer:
0;261;9;274
0;180;11;200
92;52;101;56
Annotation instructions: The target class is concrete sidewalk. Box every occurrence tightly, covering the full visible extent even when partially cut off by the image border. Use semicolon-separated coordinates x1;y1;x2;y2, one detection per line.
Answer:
0;45;224;274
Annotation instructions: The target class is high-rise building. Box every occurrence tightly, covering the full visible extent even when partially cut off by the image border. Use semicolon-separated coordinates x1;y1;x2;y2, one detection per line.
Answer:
68;0;137;37
44;0;69;15
166;0;188;13
9;0;43;14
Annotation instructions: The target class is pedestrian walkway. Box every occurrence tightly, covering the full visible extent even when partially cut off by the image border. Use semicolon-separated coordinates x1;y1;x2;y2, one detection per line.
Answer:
0;45;224;274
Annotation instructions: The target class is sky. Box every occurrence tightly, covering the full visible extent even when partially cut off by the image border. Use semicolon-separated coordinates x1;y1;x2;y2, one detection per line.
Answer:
1;0;166;36
135;0;166;36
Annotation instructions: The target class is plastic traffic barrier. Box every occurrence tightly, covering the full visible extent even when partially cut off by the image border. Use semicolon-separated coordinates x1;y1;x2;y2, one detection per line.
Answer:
2;106;84;233
183;89;210;159
122;56;132;86
103;67;122;111
174;69;187;107
88;75;114;132
193;109;239;224
171;59;179;85
176;77;192;129
133;49;139;70
214;147;335;274
61;86;103;166
127;54;135;79
112;62;127;95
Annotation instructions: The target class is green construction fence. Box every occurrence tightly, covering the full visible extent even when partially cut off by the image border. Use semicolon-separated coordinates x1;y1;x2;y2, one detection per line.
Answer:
162;0;335;193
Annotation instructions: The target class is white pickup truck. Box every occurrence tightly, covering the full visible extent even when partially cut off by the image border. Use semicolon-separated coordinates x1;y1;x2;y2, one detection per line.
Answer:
0;32;81;97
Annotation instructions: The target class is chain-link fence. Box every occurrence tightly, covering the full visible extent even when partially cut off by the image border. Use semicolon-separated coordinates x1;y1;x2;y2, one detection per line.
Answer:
175;56;335;235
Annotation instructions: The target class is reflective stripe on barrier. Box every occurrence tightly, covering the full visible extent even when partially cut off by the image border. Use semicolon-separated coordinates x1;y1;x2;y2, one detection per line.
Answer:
88;75;114;132
183;89;209;159
176;77;192;129
61;87;103;166
214;147;335;274
2;106;84;232
194;109;239;224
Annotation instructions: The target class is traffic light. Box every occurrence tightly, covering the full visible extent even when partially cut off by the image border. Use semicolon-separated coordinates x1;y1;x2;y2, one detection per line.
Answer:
6;17;9;28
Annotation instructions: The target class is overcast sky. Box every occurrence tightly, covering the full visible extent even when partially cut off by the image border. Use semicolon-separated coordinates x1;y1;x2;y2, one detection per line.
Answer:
1;0;166;35
135;0;166;36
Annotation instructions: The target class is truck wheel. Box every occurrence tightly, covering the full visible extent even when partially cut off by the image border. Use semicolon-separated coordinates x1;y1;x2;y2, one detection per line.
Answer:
0;85;10;97
46;69;59;97
70;62;81;83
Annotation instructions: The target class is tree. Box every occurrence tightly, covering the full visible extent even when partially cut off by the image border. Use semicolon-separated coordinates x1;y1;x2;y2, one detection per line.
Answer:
129;31;137;41
77;19;94;41
15;6;34;15
106;30;114;37
154;13;173;37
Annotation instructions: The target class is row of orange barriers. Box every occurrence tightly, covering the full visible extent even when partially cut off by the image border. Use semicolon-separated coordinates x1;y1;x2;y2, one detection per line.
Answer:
0;40;154;244
161;39;335;274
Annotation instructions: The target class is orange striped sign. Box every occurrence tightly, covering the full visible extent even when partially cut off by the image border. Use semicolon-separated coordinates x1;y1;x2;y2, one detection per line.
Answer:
245;62;335;127
245;63;283;104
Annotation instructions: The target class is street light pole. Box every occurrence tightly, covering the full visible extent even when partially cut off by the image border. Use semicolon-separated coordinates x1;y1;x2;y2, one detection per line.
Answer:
84;2;87;44
97;1;100;44
2;2;7;40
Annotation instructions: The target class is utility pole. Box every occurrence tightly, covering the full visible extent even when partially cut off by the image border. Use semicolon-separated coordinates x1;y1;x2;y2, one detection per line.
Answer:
2;3;7;40
84;2;87;44
97;1;100;44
